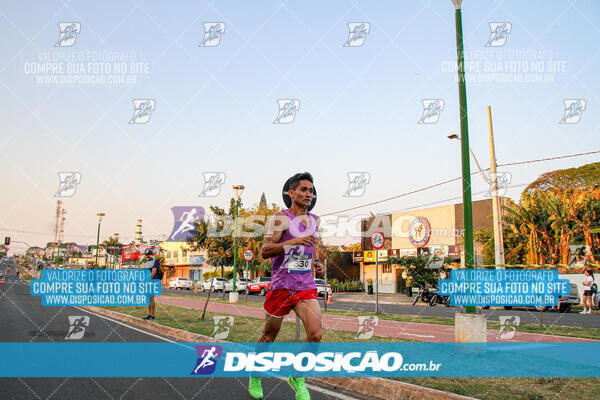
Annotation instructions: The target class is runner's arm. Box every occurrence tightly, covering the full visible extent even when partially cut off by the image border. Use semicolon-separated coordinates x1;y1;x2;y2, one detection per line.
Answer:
313;216;324;275
149;261;157;279
261;212;316;259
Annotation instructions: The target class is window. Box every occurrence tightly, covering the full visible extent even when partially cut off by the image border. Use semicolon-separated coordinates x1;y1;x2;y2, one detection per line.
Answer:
382;265;392;274
182;250;188;257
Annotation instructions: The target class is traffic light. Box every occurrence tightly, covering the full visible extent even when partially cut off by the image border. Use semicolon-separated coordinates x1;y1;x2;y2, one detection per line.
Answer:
4;237;9;245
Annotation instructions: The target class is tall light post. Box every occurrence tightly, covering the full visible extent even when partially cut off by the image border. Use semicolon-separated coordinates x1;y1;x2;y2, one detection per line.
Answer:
94;212;105;268
451;0;475;315
448;126;505;269
230;185;245;303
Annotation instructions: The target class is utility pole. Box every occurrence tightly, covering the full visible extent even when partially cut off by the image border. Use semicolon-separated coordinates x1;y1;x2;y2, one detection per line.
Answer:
487;106;505;268
452;0;475;314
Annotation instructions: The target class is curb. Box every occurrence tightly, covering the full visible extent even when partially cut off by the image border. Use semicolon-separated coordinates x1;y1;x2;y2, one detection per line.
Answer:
83;306;225;343
82;306;476;400
314;377;477;400
333;297;415;306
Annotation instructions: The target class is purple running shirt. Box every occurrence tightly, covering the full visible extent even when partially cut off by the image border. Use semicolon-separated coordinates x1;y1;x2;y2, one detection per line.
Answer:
269;209;318;291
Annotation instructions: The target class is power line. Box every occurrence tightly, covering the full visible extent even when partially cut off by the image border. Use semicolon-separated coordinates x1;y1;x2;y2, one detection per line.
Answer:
322;149;599;216
496;150;600;167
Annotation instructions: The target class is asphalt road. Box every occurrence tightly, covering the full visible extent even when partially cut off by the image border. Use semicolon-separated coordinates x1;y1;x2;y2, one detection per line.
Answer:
0;261;359;400
162;287;600;329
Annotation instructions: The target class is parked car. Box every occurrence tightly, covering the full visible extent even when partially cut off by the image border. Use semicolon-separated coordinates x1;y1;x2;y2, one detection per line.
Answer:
314;279;332;298
247;277;271;296
502;283;580;313
224;278;250;293
202;277;227;292
168;277;193;290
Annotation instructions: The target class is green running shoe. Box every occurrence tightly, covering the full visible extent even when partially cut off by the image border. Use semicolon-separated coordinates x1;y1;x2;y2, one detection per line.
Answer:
288;377;310;400
248;377;263;399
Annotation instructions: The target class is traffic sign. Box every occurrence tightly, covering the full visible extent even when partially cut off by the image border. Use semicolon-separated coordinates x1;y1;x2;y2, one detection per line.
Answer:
370;231;385;249
243;249;254;262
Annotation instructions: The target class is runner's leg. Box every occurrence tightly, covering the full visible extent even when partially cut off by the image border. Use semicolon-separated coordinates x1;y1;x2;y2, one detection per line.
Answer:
149;295;155;317
250;314;284;399
258;313;284;342
293;299;322;342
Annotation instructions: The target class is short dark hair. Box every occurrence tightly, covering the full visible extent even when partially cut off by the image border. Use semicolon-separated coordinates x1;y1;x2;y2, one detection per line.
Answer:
289;172;314;191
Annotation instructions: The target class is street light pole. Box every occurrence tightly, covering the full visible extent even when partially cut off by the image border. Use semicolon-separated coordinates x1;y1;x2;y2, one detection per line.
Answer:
231;185;245;303
94;212;105;269
452;0;475;314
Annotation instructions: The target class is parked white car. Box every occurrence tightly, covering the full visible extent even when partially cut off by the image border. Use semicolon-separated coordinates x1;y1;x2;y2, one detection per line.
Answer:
224;278;249;293
202;277;227;292
315;279;332;298
168;277;193;290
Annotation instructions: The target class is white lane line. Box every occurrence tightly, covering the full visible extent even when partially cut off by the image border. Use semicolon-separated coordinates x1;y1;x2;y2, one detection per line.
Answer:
71;306;175;343
304;382;360;400
396;332;435;339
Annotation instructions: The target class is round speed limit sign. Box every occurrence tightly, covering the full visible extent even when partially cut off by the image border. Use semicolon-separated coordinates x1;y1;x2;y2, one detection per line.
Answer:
243;249;254;262
370;231;385;249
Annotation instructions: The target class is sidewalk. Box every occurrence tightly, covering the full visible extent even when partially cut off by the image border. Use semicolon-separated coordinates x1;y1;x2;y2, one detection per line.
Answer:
331;292;415;305
156;296;597;343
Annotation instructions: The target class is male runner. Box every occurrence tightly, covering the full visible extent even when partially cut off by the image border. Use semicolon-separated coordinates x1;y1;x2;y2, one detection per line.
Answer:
249;172;324;400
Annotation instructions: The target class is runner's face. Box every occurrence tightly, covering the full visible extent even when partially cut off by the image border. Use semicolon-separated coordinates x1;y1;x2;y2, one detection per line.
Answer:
290;180;314;209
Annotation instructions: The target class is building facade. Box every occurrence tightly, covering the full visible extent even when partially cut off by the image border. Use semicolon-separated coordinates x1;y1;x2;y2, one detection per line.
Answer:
359;198;507;293
159;241;220;285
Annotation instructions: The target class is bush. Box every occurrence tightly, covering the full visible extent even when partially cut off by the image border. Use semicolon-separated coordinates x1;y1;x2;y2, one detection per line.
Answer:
202;269;234;281
330;279;364;293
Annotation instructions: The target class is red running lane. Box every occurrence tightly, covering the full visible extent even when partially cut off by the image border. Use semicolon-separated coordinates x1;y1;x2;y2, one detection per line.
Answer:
156;296;597;343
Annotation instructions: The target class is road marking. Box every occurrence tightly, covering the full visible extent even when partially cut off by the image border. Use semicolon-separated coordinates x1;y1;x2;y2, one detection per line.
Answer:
303;381;360;400
72;306;175;343
397;332;435;339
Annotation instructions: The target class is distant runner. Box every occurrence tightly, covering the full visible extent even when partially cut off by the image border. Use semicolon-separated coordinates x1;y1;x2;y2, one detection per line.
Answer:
248;172;324;400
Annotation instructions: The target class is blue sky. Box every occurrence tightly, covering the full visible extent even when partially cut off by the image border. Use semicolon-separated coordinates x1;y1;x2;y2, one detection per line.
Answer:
1;0;599;251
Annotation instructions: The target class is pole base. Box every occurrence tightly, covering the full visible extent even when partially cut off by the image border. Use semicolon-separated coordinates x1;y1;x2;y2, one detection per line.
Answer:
228;292;239;303
455;312;487;353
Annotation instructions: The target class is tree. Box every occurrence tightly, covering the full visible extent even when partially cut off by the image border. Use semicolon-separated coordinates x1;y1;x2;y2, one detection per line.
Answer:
191;196;281;277
385;254;446;287
474;227;526;265
259;193;268;209
523;162;600;194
